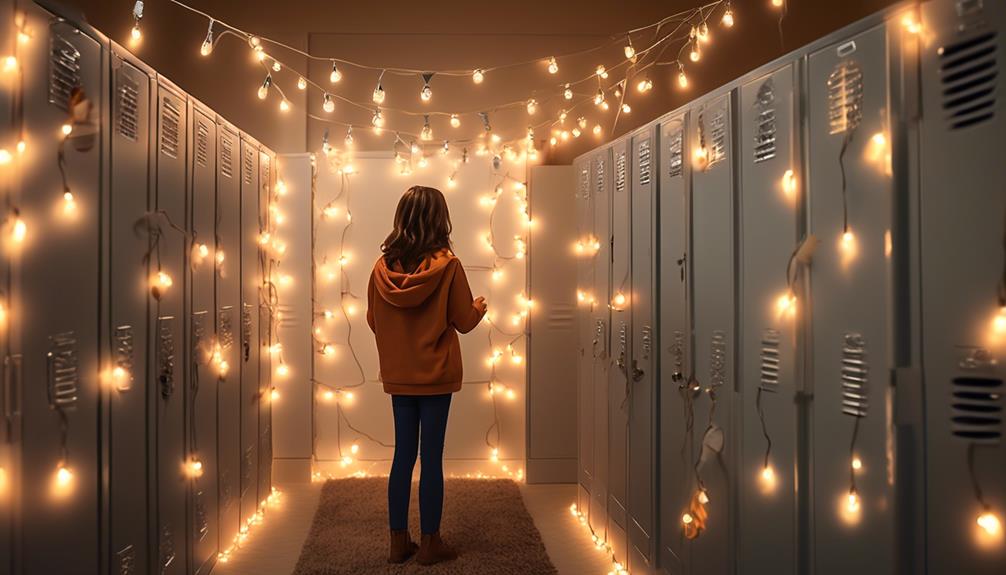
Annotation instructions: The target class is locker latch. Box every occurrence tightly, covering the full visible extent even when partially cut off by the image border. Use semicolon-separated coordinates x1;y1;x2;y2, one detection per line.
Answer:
631;359;645;382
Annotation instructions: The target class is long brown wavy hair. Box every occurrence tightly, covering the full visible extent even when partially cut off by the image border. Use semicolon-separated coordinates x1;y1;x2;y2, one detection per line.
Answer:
381;186;453;273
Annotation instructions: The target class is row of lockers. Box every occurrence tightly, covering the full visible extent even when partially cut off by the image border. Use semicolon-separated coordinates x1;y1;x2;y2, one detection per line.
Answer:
575;0;1005;574
0;1;276;574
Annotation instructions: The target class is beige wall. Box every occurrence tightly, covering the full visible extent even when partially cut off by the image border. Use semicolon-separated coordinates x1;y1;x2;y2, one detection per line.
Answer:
56;0;899;157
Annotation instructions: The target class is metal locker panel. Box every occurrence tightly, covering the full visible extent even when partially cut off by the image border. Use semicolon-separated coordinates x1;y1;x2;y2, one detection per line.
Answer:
215;120;241;553
16;9;104;574
608;137;631;562
657;112;692;574
737;63;800;574
807;24;894;574
108;44;153;575
189;102;218;575
238;135;260;526
688;91;736;575
153;78;189;575
0;2;16;574
918;0;1006;571
590;146;613;539
257;148;273;505
574;154;594;514
628;125;657;574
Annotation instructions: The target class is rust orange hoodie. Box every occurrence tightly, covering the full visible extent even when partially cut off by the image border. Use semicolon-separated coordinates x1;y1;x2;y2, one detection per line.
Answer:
367;249;485;395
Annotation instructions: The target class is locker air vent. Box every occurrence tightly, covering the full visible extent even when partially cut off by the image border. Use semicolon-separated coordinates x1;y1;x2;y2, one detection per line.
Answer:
670;330;685;381
192;311;208;363
242;447;254;494
48;33;81;111
710;330;728;389
195;491;209;541
196;121;210;168
157;317;176;400
218;306;235;350
159;524;176;570
615;152;627;193
47;332;79;408
160;97;181;159
759;329;781;391
115;67;140;142
595;158;605;194
951;376;1002;442
753;79;777;164
709;111;727;166
116;545;136;575
221;135;235;178
220;468;233;507
114;325;135;392
938;30;998;130
668;129;684;178
827;60;864;135
638;139;652;185
840;332;868;417
242;303;253;361
243;147;255;185
262;155;271;185
578;167;589;199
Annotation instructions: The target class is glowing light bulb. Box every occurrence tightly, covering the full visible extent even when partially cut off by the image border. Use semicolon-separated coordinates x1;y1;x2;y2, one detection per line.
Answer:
372;109;385;132
678;68;689;89
772;0;784;7
594;89;605;106
186;459;204;478
596;65;608;79
0;149;11;165
697;490;710;505
761;465;775;484
526;99;538;115
697;22;710;43
420;84;433;102
153;270;173;291
775;292;797;318
563;84;573;100
612;292;627;309
321;343;335;356
846;490;860;513
842;230;855;249
10;216;29;242
61;124;73;137
257;77;271;100
329;62;342;83
722;7;735;27
372;84;385;105
993;306;1006;335
621;103;631;114
851;457;863;471
977;510;1002;536
901;13;921;35
782;169;797;198
272;61;282;73
270;388;280;401
689;42;701;62
276;363;289;378
682;513;693;525
624;42;636;60
547;57;558;74
322;390;335;402
450;114;460;128
637;78;653;93
693;146;708;169
472;69;485;84
56;465;73;487
130;25;142;45
279;99;290;112
593;124;602;136
490;448;499;463
3;56;17;72
297;77;307;90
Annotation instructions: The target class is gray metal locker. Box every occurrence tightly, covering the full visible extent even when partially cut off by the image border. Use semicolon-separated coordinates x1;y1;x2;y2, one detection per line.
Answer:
257;148;273;506
688;91;736;575
657;111;692;574
0;1;16;574
807;24;894;574
215;119;242;554
238;134;260;526
608;137;631;563
108;43;154;575
628;125;657;574
590;146;613;540
574;154;594;519
918;0;1006;571
16;7;105;573
189;100;219;574
153;77;189;575
737;62;800;574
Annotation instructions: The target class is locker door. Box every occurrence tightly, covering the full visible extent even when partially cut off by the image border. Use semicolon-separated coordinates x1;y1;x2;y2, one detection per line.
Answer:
608;138;631;562
215;122;241;555
17;11;104;575
574;156;594;516
153;80;188;575
919;0;1006;571
688;92;736;575
657;113;691;574
628;127;657;574
257;149;273;505
0;2;16;574
238;137;260;526
807;25;894;574
108;46;153;575
189;105;218;574
737;63;800;574
590;147;612;538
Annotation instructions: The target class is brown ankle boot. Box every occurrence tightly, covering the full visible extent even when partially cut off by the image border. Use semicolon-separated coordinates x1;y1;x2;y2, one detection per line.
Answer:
416;532;458;565
389;529;418;564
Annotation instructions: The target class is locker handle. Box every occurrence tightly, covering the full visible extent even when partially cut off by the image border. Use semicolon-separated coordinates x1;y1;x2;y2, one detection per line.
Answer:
631;359;645;382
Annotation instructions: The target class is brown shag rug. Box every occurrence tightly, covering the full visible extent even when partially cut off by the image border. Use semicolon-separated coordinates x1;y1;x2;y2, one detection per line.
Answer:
293;478;558;575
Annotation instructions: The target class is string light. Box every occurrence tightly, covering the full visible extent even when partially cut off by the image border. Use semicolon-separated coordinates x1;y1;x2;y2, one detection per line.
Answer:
526;99;538;115
257;75;271;100
722;2;735;27
129;0;144;46
297;76;307;90
993;306;1006;335
547;56;559;74
472;69;485;84
977;510;1002;536
637;77;653;93
678;64;689;89
421;117;433;141
329;62;342;83
697;22;710;43
689;41;701;62
450;114;461;128
56;464;73;488
595;65;608;79
323;94;335;113
10;214;29;244
420;82;433;102
846;489;860;514
593;124;602;136
372;78;386;105
624;38;636;60
621;103;631;114
594;89;605;107
279;98;290;112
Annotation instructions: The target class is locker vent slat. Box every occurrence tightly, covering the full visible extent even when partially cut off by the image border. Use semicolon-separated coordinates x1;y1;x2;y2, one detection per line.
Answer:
115;67;140;142
160;98;181;160
710;330;728;389
48;32;81;112
195;490;209;541
157;317;176;400
951;376;1002;442
668;129;684;178
710;111;727;166
615;152;626;193
221;135;235;179
759;329;781;391
218;307;235;351
753;79;777;163
242;446;254;494
114;325;135;391
116;544;136;575
578;167;589;199
840;333;868;417
159;524;175;571
47;332;79;408
827;60;864;134
638;139;652;185
595;158;605;194
196;121;210;168
243;147;255;186
939;31;998;130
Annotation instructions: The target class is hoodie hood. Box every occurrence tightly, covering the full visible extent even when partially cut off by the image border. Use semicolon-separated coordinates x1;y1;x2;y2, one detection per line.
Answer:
372;250;455;309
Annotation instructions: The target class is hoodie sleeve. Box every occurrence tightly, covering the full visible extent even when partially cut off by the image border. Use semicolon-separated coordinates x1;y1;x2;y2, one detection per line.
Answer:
366;270;376;333
447;260;484;334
